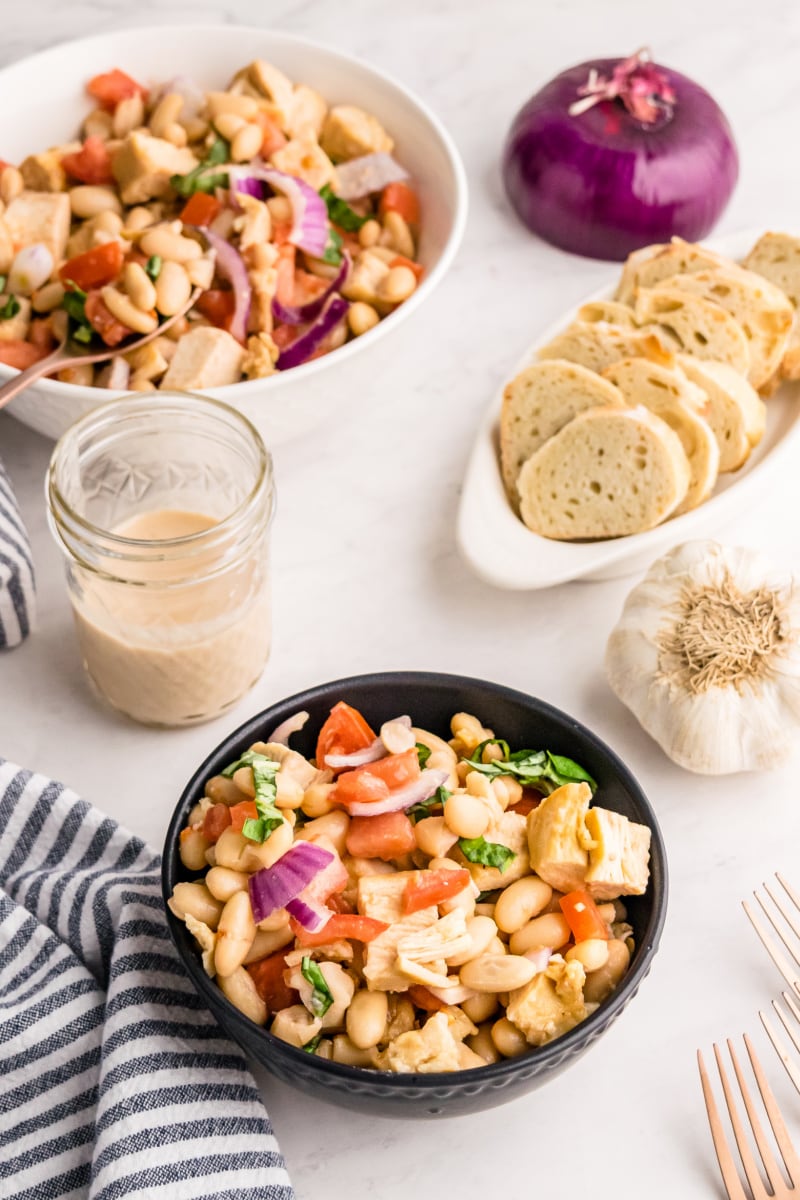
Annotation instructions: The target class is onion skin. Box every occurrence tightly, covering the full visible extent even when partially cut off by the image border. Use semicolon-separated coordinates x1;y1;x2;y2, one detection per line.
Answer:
502;57;739;261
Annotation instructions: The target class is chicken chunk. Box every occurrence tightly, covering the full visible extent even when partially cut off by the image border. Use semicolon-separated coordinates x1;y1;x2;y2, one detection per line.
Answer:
287;85;327;139
384;1011;463;1074
320;105;394;162
584;807;651;900
242;332;279;379
527;783;594;894
270;133;335;191
358;872;439;992
454;811;531;891
161;327;244;390
20;148;72;193
112;131;198;205
247;60;295;123
4;191;70;263
271;1003;322;1049
0;296;32;343
185;913;216;977
506;955;587;1046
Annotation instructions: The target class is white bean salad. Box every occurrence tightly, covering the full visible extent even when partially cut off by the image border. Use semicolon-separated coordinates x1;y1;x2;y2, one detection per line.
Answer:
168;701;652;1073
0;63;422;389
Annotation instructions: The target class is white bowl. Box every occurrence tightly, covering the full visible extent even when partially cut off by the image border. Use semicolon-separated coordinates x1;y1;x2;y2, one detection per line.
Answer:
0;26;467;444
457;230;800;589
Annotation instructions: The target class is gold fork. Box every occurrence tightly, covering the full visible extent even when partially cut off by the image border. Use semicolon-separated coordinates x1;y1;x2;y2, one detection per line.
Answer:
698;1035;799;1198
743;874;800;1000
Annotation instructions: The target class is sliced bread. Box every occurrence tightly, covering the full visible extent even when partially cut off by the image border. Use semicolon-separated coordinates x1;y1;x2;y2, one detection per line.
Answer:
603;357;720;514
576;300;638;328
677;355;766;472
649;266;792;389
616;238;726;304
499;359;626;504
743;231;800;379
517;405;691;540
634;288;751;376
537;321;671;375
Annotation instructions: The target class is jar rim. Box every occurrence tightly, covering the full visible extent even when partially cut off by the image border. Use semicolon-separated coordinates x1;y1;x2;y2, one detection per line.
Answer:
46;391;273;563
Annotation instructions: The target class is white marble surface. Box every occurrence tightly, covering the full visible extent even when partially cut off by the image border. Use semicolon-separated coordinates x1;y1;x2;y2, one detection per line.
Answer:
3;1;800;1196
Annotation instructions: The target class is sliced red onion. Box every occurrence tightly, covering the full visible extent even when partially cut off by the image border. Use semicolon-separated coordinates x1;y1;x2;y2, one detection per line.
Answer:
248;841;333;924
191;226;251;343
228;166;329;257
334;153;409;201
9;243;54;295
286;895;330;933
272;253;350;326
276;296;349;371
232;175;268;202
268;710;310;746
324;736;385;770
342;768;449;818
523;947;553;973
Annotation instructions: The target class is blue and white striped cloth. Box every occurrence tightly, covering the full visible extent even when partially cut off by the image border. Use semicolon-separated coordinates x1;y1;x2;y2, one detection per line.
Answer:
0;458;36;649
0;759;295;1200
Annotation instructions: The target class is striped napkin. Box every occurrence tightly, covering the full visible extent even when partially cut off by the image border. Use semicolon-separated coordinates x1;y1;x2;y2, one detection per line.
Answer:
0;759;295;1200
0;457;36;648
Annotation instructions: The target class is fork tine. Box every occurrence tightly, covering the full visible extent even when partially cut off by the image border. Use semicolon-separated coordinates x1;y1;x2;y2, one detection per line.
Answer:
774;994;800;1062
763;881;800;963
778;874;800;919
760;1008;800;1098
715;1041;769;1200
743;900;800;997
744;1032;800;1187
730;1036;788;1195
698;1049;750;1200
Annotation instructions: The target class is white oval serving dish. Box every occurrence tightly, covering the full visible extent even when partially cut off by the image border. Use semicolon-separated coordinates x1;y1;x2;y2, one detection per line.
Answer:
457;231;800;588
0;26;467;445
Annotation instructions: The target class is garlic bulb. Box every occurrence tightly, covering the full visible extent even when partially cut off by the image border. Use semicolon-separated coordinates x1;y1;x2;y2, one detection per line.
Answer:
605;540;800;774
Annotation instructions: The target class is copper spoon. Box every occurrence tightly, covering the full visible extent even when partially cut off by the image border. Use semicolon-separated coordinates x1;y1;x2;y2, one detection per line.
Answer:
0;287;202;413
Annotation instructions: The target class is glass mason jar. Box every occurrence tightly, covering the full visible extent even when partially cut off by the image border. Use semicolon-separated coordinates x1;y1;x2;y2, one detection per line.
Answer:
47;392;275;727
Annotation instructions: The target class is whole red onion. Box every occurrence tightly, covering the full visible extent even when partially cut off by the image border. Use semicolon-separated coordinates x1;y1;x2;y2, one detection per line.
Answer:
502;50;739;261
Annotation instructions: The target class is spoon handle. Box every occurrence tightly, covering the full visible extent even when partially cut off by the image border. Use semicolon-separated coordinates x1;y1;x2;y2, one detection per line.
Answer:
0;348;68;413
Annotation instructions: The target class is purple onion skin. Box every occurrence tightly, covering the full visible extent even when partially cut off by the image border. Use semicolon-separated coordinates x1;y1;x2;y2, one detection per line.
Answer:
502;59;739;261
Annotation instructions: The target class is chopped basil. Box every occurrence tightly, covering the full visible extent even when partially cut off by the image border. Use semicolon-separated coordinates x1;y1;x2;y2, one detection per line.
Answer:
476;890;498;904
145;254;162;281
415;742;431;768
302;1032;323;1054
320;227;344;266
0;295;20;320
0;275;7;292
61;283;95;345
458;836;516;873
170;136;230;197
301;956;333;1018
319;183;367;232
466;748;597;795
470;738;511;763
221;750;283;843
407;784;450;824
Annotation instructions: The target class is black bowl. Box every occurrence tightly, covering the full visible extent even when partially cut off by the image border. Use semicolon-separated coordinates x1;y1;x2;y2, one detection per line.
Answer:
163;671;668;1118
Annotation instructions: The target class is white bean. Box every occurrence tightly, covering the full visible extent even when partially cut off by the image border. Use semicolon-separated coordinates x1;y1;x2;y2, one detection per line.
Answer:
69;186;122;218
446;915;501;968
179;827;210;872
494;878;553;934
566;938;610;973
123;261;157;312
215;890;256;977
101;286;157;334
459;954;536;993
346;989;388;1049
154;260;191;316
168;882;223;929
140;226;202;263
443;791;489;840
205;866;249;901
218;966;267;1025
509;912;571;956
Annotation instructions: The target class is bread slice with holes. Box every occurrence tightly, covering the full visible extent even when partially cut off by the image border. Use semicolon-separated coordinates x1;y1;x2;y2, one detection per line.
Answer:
648;266;792;390
743;231;800;380
615;238;727;304
634;289;751;376
677;355;766;472
499;359;626;504
537;322;672;375
576;300;638;328
603;357;720;514
517;405;691;540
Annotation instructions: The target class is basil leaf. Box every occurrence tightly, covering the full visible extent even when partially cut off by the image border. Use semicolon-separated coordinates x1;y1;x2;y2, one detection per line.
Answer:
476;890;498;903
320;227;343;265
466;748;597;795
301;956;333;1017
319;183;367;232
415;743;431;768
470;738;510;763
302;1032;322;1054
458;836;516;873
145;254;162;281
221;748;263;777
0;275;7;292
221;750;283;843
170;136;230;197
545;753;598;790
407;785;449;824
61;283;95;345
0;295;20;320
72;324;94;344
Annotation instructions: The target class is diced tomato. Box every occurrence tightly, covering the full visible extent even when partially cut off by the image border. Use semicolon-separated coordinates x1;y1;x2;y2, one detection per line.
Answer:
292;268;330;306
0;341;47;370
389;254;424;282
508;796;540;817
254;110;288;158
180;191;222;227
59;241;124;291
228;800;258;832
274;243;297;302
333;748;420;810
290;913;388;947
271;324;295;350
327;891;355;915
84;289;130;346
315;700;376;773
246;950;297;1012
345;812;416;862
402;868;471;915
559;890;611;943
29;317;56;354
271;221;293;247
195;289;235;332
202;803;232;843
61;136;113;186
87;68;146;112
379;182;420;226
408;985;446;1012
303;854;349;903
